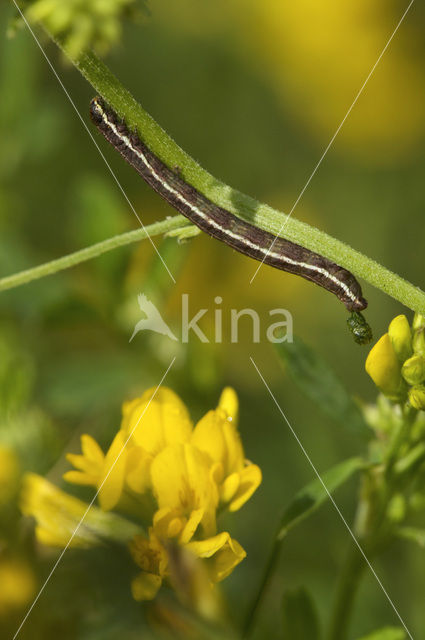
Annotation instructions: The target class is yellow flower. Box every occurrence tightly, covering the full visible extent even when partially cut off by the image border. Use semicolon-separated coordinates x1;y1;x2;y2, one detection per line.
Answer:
21;473;142;548
217;386;239;425
121;387;193;449
185;532;246;583
365;334;406;400
41;386;260;602
65;387;193;511
366;315;425;411
129;530;168;601
151;443;218;540
191;388;262;512
0;556;36;616
65;431;128;512
129;527;246;600
388;315;413;362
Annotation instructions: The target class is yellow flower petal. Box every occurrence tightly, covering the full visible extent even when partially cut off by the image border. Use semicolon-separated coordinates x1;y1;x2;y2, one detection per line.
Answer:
191;410;228;467
121;387;192;454
192;405;261;512
151;444;217;537
186;532;246;582
221;473;240;504
222;421;245;473
63;470;98;486
131;572;162;601
153;507;184;538
179;508;204;544
129;532;168;579
186;531;232;558
65;453;96;475
388;315;413;361
98;430;128;511
218;387;239;425
81;434;105;466
65;435;105;489
365;334;405;399
21;473;100;548
192;409;244;476
228;464;262;512
125;446;152;495
209;536;246;582
0;558;36;614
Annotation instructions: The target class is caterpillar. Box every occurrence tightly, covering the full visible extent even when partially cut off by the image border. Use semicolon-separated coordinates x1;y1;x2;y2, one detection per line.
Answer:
90;97;371;342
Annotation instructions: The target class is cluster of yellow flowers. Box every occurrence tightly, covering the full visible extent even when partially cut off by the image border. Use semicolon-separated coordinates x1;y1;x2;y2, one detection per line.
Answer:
22;387;261;601
366;314;425;409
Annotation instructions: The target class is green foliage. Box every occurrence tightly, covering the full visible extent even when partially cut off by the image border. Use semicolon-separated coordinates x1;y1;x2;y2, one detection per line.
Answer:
0;328;62;473
395;526;425;548
275;337;372;438
277;457;364;538
356;627;407;640
24;0;149;57
281;587;320;640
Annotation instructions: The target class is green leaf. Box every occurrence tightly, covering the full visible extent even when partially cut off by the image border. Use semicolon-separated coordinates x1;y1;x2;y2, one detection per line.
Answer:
278;457;365;538
282;587;320;640
275;338;372;438
356;627;407;640
396;526;425;548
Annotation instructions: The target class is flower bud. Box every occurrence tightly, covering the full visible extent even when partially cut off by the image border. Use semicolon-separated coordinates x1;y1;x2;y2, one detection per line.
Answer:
386;493;406;523
408;385;425;411
412;328;425;358
365;334;405;400
401;355;425;385
388;315;412;362
412;313;425;331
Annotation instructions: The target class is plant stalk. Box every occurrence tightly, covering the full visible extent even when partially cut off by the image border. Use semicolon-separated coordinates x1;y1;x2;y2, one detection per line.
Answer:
9;10;425;313
327;543;367;640
0;215;188;292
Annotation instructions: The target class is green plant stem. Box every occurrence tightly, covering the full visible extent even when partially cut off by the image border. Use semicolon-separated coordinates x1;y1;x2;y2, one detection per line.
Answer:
327;544;367;640
242;531;283;638
9;12;425;314
385;405;418;473
0;215;188;292
328;406;416;640
64;44;425;313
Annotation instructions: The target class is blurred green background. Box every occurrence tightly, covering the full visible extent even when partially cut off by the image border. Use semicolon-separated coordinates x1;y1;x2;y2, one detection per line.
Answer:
1;0;424;638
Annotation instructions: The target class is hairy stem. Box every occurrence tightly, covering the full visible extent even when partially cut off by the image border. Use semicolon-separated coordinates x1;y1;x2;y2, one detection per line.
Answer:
9;11;425;315
0;216;188;292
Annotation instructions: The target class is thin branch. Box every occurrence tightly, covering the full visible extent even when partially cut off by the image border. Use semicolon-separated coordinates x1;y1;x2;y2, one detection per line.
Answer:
0;216;189;292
